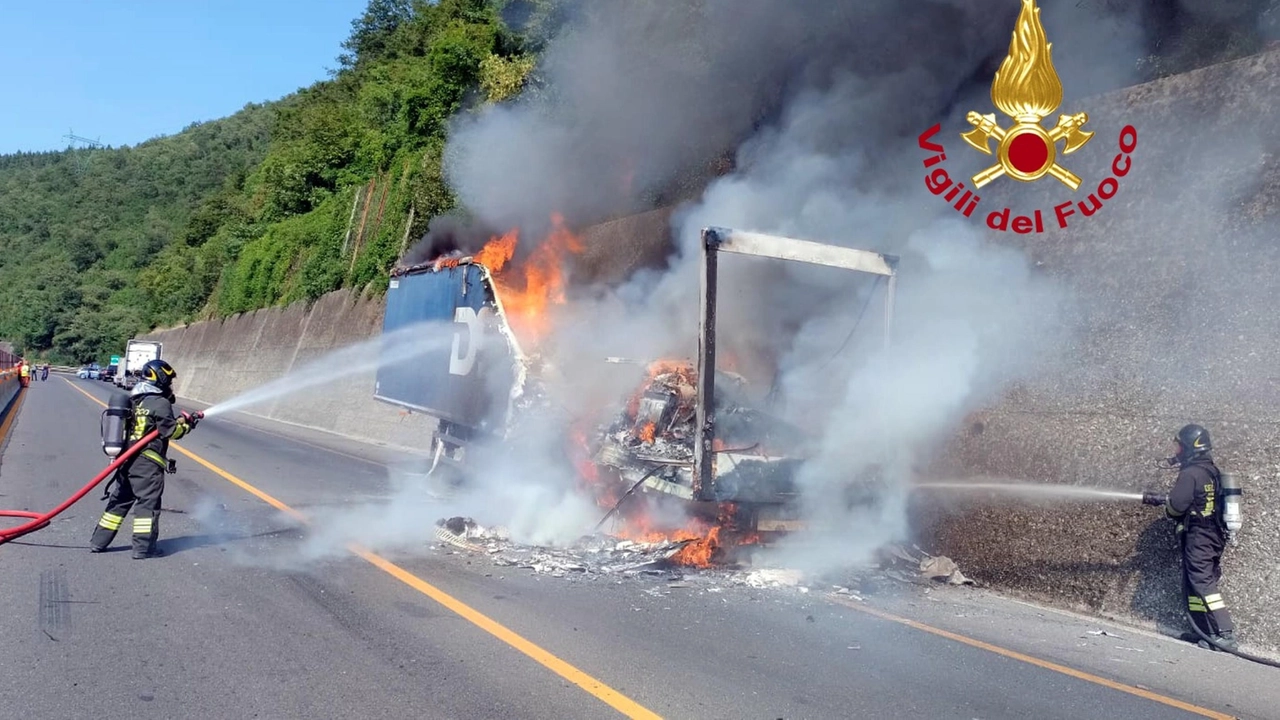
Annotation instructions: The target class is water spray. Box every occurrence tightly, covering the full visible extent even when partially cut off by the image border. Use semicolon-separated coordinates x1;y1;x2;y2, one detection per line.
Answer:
912;481;1144;502
200;320;456;419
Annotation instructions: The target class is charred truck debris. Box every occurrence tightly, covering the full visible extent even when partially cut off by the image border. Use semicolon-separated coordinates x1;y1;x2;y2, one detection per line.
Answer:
375;223;898;569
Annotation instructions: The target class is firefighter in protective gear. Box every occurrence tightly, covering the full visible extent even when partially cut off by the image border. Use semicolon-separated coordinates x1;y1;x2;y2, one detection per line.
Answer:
89;359;199;558
1156;424;1238;651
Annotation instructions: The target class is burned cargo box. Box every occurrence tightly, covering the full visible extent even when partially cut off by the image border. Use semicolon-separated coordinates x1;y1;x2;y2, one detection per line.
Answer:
375;259;530;464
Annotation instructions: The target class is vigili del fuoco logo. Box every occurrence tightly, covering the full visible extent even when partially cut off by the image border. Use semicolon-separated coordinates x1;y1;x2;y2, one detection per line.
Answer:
918;0;1136;233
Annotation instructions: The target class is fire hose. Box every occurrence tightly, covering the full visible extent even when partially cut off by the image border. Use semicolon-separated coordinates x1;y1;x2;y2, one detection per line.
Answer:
1182;607;1280;668
0;429;161;545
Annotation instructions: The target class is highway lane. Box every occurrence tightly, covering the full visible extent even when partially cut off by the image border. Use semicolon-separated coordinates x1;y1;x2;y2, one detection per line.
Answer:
0;376;1270;719
0;378;632;720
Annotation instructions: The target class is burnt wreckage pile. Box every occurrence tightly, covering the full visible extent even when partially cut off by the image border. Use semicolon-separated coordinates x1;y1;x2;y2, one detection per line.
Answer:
585;360;810;513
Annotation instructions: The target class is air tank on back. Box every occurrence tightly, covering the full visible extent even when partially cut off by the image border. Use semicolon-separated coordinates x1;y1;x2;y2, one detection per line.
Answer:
101;394;129;458
1220;471;1243;544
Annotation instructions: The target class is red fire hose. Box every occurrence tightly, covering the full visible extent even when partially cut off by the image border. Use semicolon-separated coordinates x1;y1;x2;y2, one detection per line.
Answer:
0;429;160;546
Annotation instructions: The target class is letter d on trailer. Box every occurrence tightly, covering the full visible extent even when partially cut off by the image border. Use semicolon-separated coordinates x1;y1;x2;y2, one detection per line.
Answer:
374;260;526;475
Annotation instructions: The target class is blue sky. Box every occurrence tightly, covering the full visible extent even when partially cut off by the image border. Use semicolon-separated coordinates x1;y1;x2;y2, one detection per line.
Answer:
0;0;370;154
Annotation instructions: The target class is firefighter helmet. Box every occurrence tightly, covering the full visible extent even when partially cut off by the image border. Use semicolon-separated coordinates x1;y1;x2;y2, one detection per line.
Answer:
1174;423;1211;462
140;359;177;391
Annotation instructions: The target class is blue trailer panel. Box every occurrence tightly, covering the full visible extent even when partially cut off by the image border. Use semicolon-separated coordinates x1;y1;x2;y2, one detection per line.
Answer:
375;263;520;435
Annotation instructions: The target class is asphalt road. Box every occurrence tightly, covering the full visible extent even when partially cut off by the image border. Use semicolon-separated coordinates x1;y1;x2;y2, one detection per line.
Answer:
0;376;1273;719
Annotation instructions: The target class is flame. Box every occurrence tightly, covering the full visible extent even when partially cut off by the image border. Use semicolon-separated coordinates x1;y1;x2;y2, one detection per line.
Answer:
626;359;696;418
471;213;585;347
638;421;656;443
473;229;517;272
603;502;760;569
991;0;1062;122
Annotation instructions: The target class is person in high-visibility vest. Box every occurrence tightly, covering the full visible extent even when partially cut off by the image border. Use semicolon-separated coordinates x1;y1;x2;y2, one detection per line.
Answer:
19;361;30;388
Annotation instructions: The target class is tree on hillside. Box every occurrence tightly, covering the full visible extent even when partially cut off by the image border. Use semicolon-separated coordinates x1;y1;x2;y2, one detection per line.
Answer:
339;0;414;69
0;0;546;362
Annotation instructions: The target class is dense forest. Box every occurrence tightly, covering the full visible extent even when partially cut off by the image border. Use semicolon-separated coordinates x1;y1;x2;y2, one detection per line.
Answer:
0;0;557;363
0;0;1273;363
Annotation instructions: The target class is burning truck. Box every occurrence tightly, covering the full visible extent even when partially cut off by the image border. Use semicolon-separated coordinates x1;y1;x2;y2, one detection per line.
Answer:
373;216;898;565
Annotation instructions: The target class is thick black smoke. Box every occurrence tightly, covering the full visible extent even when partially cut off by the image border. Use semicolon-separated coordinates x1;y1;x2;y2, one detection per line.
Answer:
441;0;1275;241
399;212;502;267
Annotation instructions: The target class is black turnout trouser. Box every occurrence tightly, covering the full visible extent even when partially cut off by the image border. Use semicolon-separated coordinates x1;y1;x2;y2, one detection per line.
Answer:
90;456;165;555
1179;524;1233;635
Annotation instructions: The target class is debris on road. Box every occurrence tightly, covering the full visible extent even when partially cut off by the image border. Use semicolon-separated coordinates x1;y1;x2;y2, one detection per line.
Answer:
876;543;977;587
431;517;980;598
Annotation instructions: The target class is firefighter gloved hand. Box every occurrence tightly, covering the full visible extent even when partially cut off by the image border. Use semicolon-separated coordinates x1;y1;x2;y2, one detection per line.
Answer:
1141;491;1167;507
180;411;200;430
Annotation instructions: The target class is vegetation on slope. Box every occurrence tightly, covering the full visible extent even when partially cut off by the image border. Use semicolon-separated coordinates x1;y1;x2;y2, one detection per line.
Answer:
0;0;1271;363
0;0;553;363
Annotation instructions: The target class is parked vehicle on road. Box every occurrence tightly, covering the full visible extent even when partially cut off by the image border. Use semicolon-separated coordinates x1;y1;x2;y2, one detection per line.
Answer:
77;363;101;380
117;339;162;390
101;364;118;382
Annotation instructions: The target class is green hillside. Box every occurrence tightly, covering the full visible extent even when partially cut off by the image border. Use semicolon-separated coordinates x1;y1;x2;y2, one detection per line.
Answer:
0;0;1269;364
0;0;550;363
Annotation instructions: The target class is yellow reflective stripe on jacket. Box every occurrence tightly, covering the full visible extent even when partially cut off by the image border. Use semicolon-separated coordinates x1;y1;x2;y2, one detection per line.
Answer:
141;449;166;468
130;414;148;442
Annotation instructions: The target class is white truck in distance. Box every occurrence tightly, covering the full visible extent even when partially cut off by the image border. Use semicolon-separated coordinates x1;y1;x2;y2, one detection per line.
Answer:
117;339;162;390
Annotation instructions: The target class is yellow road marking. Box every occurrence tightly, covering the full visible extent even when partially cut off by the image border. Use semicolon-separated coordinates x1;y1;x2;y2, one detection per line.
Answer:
63;378;662;720
826;595;1233;720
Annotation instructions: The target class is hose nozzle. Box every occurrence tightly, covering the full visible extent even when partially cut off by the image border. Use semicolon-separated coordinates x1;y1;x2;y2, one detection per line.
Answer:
1141;491;1167;507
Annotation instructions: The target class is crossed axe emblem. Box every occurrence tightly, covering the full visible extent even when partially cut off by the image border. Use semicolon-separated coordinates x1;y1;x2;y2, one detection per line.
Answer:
961;111;1094;191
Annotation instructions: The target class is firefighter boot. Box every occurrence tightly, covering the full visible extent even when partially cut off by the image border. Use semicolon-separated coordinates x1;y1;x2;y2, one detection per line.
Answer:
1213;631;1239;652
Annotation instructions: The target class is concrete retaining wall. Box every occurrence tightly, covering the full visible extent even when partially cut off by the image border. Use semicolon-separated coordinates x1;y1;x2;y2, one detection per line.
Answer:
914;49;1280;653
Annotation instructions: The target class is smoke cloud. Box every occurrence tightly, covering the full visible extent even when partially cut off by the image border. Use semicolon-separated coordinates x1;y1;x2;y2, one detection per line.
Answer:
376;0;1277;571
424;0;1142;565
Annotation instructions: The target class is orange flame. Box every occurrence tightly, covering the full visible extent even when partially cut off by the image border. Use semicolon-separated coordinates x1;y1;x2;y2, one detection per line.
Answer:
626;359;696;419
638;421;656;443
603;502;758;569
471;213;585;347
569;381;760;570
473;229;517;272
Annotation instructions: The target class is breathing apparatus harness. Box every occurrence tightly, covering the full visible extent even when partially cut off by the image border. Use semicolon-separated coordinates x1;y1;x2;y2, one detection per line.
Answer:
100;386;200;499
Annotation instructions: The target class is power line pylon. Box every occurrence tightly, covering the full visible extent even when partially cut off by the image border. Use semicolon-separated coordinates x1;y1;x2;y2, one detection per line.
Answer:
63;129;104;175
